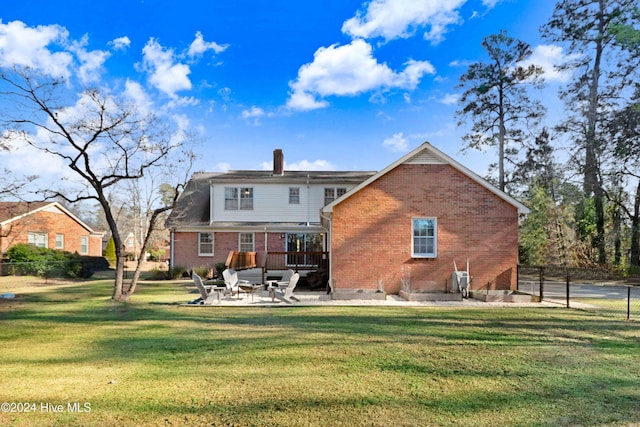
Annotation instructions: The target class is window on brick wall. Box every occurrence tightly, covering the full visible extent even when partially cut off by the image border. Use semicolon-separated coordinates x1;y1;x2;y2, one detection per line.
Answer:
199;232;214;256
412;218;437;258
55;234;64;250
80;236;89;255
239;233;254;252
28;232;47;248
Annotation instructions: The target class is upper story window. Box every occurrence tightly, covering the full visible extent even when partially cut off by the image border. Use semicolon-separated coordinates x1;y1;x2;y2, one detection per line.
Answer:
199;232;214;256
225;187;253;210
55;234;64;250
80;236;89;255
289;187;300;204
28;232;47;248
324;187;347;205
412;218;437;258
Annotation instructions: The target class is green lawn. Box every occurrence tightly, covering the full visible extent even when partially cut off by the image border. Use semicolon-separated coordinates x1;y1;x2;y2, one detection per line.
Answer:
0;277;639;426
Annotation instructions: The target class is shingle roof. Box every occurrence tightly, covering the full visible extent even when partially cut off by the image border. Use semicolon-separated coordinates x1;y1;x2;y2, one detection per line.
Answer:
165;172;218;228
208;170;376;183
0;201;51;223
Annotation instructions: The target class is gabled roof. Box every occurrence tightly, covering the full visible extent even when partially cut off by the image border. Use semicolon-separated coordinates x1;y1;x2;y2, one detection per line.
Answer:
322;142;530;215
0;201;100;233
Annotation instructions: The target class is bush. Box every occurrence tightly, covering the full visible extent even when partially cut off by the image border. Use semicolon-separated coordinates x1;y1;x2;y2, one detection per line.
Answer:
192;265;211;279
4;244;109;278
170;265;186;280
104;236;116;265
215;262;226;279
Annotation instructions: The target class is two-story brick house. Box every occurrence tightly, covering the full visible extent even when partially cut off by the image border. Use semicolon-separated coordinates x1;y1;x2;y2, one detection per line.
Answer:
166;149;376;275
168;144;529;294
0;201;103;257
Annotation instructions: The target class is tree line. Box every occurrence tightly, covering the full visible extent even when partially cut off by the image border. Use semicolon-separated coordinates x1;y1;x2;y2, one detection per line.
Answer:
456;0;640;273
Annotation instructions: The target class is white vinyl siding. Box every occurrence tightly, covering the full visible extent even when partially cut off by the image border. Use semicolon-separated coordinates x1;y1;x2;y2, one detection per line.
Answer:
212;183;357;223
198;232;214;256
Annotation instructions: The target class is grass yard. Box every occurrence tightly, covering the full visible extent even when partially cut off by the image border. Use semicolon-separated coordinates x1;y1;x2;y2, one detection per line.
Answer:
0;277;639;426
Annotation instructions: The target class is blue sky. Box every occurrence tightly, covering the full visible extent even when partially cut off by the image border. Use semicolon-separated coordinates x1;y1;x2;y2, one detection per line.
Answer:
0;0;571;183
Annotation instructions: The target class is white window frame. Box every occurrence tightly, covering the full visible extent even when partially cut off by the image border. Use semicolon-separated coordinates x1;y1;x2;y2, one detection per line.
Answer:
239;233;255;253
324;187;347;205
198;232;214;256
28;232;48;248
80;236;89;255
412;217;437;258
224;187;254;210
55;234;64;250
289;187;300;204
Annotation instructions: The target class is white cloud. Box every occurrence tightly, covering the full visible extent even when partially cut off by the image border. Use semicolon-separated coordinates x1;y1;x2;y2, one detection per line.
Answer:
0;20;73;79
286;40;434;111
520;44;579;83
342;0;466;43
482;0;503;9
383;132;409;152
141;38;192;97
241;106;265;119
110;36;131;51
241;106;266;126
188;31;228;57
287;159;336;171
439;93;459;105
69;35;110;84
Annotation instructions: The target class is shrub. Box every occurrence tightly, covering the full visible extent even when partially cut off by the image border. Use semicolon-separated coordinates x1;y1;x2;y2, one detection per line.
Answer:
5;244;109;278
215;262;227;279
192;265;211;279
170;265;186;280
104;236;116;265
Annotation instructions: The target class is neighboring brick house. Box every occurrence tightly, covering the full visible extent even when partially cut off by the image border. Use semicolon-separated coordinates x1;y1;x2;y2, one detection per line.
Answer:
321;142;529;293
0;202;103;257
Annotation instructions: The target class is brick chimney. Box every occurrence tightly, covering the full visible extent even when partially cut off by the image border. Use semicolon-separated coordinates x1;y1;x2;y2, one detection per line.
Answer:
273;149;284;175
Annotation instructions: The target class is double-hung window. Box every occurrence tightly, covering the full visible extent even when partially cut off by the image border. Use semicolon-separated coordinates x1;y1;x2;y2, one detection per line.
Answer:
289;187;300;204
225;187;253;210
199;232;214;256
55;234;64;250
324;187;347;205
412;218;437;258
80;236;89;255
28;232;47;248
239;233;254;252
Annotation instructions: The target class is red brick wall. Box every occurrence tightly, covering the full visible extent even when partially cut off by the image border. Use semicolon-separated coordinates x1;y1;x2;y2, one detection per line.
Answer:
1;210;101;256
330;164;519;294
172;231;286;269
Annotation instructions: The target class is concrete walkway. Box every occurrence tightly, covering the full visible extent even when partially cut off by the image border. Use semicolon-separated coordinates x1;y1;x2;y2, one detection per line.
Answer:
185;290;557;308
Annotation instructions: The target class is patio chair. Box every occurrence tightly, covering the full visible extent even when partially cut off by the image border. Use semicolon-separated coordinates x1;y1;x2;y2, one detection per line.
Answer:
222;268;252;298
277;269;295;286
272;272;300;304
189;273;222;305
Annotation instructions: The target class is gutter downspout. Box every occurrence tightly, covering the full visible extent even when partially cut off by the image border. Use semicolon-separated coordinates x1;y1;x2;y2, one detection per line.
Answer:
320;211;332;293
170;229;175;271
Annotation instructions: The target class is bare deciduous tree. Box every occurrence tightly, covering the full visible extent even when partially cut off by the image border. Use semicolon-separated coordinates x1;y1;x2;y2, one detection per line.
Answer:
0;69;193;301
